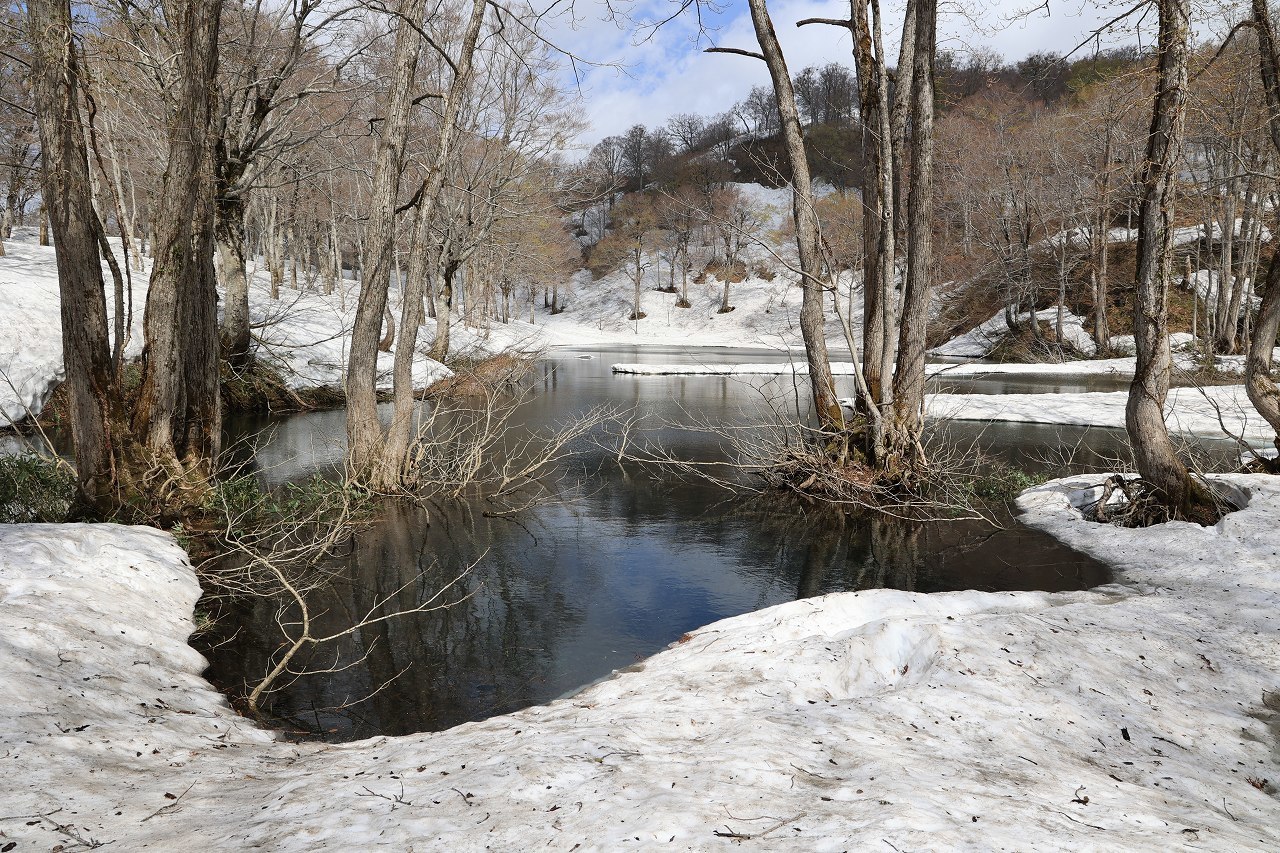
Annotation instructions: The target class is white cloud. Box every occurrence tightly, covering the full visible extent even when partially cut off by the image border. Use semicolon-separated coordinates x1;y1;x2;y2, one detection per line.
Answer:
544;0;1158;150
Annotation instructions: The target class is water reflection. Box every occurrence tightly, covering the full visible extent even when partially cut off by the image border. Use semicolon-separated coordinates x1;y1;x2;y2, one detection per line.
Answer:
203;347;1120;741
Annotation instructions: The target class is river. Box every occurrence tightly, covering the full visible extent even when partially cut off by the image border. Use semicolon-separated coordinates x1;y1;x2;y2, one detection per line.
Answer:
202;346;1129;740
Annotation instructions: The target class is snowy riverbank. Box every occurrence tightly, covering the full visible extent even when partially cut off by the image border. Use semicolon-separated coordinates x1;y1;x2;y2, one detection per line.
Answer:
0;231;459;427
610;361;1272;443
1;476;1277;850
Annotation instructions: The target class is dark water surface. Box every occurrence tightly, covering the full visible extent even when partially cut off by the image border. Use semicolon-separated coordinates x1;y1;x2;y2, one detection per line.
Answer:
202;346;1119;741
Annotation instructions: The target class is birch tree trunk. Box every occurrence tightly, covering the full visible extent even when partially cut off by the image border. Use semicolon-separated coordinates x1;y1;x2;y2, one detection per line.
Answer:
1125;0;1215;516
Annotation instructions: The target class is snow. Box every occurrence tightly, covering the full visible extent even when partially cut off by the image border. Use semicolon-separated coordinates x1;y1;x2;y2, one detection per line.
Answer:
931;308;1097;358
530;260;859;352
928;383;1275;441
0;229;145;427
613;348;1280;381
0;228;456;425
613;358;1139;379
607;358;1270;442
246;279;454;392
1190;269;1262;316
517;182;858;350
2;476;1279;849
1107;332;1196;356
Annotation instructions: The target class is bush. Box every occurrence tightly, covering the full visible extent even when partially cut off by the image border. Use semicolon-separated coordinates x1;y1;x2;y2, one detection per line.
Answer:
0;454;75;522
970;462;1042;503
205;473;369;539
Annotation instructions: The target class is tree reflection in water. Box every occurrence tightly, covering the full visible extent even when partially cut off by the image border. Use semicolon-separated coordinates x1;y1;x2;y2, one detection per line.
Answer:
203;472;1108;741
201;349;1121;741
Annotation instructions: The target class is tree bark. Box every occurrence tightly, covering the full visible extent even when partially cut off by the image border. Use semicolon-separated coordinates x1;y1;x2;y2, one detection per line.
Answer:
1245;0;1280;452
844;0;897;415
428;261;457;361
28;0;117;513
1093;123;1113;352
1125;0;1214;516
886;0;936;467
133;0;224;492
216;194;252;365
741;0;844;435
345;0;427;481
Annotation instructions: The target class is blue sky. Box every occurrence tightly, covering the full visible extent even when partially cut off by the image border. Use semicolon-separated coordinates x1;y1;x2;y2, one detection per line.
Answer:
544;0;1189;147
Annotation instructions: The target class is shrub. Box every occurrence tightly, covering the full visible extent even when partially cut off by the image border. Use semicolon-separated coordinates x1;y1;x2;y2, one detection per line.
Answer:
0;453;75;522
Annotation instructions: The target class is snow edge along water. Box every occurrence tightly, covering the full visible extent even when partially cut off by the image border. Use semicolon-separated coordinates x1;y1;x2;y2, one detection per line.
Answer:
0;476;1278;850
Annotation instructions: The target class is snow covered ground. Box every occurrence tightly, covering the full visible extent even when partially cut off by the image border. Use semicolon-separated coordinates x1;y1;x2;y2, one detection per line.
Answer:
1;477;1278;849
613;358;1138;378
930;308;1097;358
529;261;857;351
0;229;145;427
245;277;459;392
0;229;460;426
929;384;1275;442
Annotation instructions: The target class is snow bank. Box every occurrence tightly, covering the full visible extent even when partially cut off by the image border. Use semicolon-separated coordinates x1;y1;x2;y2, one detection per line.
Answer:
0;229;458;425
928;383;1275;440
613;358;1138;379
1108;332;1196;355
612;360;861;376
931;308;1096;358
3;476;1279;849
246;280;454;392
1190;269;1262;317
0;231;144;427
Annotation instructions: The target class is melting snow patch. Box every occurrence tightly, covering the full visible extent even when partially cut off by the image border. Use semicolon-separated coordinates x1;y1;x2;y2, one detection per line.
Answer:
2;476;1279;849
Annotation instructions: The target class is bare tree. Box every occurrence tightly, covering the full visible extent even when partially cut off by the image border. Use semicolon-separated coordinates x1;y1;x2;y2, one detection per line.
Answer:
214;0;363;366
347;0;489;490
708;0;845;439
1125;0;1216;518
794;0;939;473
27;0;118;512
131;0;225;499
344;0;429;487
1245;0;1280;456
707;184;767;313
666;112;705;151
594;192;657;321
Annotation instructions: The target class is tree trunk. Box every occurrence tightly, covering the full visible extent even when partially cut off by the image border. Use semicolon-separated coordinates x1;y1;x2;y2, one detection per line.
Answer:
345;0;427;480
1093;126;1112;352
378;304;396;352
1125;0;1214;517
740;0;844;435
632;261;643;320
886;0;936;467
428;263;455;361
842;0;898;414
1217;181;1239;352
1056;240;1068;346
28;0;118;514
1244;0;1280;452
216;194;252;365
133;0;223;500
888;0;918;240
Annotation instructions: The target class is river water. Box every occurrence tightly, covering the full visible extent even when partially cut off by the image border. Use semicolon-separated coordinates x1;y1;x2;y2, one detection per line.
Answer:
202;346;1129;740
